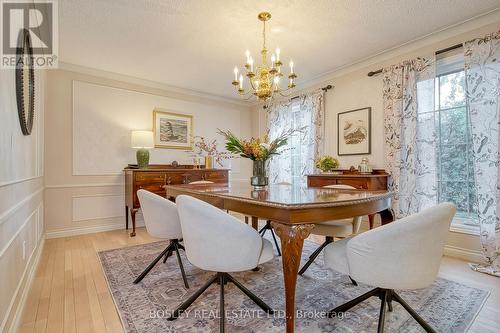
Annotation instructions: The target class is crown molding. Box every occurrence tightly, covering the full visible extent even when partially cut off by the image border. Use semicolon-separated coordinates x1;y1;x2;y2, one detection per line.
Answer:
59;8;499;109
249;8;500;107
58;62;251;109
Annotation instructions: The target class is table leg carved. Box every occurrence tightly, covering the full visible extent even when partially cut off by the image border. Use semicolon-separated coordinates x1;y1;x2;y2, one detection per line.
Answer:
130;208;139;237
272;222;314;333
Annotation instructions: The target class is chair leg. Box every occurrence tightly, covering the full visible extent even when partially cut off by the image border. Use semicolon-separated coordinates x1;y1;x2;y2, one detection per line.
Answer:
377;289;388;333
163;249;173;263
269;227;281;256
386;289;393;312
349;276;358;286
258;221;270;235
134;242;173;284
225;273;274;314
258;220;281;256
168;273;219;320
298;236;334;275
173;241;189;289
328;287;382;317
392;292;437;333
219;273;225;333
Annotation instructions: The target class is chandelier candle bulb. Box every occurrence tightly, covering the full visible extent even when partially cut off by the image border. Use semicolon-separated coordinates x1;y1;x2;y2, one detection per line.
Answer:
234;66;238;80
276;48;280;60
239;75;243;89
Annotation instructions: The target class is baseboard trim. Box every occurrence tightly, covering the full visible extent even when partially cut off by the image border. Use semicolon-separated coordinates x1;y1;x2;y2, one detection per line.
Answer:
444;245;485;264
3;235;45;333
45;221;145;239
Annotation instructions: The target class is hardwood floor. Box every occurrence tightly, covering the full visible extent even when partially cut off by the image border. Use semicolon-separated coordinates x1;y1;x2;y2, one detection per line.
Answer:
17;224;500;333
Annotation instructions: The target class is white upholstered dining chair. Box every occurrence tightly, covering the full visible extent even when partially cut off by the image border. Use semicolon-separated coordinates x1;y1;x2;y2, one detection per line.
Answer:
298;184;362;275
324;203;456;333
134;190;189;288
168;195;274;332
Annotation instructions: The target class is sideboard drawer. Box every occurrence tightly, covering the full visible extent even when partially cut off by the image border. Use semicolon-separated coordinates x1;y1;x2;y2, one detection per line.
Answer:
136;184;166;192
165;173;185;185
204;171;227;182
336;178;368;189
135;172;166;184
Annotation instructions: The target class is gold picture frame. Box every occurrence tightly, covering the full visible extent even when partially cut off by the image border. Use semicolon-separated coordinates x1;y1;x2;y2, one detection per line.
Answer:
153;109;193;149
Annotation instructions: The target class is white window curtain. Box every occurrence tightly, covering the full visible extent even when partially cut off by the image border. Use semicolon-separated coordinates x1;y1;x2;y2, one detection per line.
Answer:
465;31;500;277
383;57;438;219
267;90;325;185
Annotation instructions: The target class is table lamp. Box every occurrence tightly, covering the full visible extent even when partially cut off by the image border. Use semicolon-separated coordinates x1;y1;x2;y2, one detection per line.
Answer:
131;130;154;169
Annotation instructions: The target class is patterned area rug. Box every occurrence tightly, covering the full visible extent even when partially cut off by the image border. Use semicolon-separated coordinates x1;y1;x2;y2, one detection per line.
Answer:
98;239;489;333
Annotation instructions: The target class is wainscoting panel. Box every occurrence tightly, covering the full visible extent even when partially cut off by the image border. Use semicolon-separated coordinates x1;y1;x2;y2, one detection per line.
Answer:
72;193;125;222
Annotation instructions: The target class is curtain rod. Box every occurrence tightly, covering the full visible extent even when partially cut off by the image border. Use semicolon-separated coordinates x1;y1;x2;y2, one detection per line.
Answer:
263;84;333;109
367;43;463;77
290;84;333;100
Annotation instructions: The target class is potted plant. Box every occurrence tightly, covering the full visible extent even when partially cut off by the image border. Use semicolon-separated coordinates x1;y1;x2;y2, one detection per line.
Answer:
315;155;340;173
218;128;294;190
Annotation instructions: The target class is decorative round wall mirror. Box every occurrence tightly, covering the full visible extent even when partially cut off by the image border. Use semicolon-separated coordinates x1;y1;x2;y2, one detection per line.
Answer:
16;28;35;135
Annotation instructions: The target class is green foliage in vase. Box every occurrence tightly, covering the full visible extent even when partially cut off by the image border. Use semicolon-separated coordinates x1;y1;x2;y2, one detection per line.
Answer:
315;155;339;172
217;128;295;161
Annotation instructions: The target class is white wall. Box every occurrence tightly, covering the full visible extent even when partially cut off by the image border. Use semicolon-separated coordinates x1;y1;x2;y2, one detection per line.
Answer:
252;17;500;262
0;66;45;331
44;68;252;236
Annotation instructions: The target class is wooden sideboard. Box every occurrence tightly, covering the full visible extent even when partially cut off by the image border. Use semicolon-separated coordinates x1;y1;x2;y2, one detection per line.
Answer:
307;170;389;229
124;164;229;236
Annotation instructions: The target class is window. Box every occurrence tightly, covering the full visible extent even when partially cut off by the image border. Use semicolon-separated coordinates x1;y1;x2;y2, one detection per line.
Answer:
417;49;478;227
289;101;303;184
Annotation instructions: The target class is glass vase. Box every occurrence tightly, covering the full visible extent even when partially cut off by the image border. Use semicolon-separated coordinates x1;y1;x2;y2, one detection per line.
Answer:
251;159;268;190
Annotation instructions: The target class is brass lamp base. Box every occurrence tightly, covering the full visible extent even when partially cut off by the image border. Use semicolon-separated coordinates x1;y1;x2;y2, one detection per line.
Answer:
136;148;150;169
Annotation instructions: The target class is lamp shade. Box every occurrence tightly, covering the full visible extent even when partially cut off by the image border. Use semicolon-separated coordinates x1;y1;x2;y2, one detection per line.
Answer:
131;130;154;149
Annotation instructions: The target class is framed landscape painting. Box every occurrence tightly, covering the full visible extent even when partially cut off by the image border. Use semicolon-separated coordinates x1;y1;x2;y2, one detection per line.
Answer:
153;110;193;149
337;107;371;155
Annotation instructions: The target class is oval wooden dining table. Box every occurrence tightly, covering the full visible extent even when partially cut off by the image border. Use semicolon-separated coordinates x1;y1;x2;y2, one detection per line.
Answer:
164;181;394;333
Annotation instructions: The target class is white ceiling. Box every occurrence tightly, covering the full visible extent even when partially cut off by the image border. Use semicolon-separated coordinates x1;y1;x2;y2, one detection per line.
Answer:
59;0;500;100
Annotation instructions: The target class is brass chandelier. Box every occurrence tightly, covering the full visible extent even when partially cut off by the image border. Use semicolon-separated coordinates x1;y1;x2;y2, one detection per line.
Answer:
231;12;297;103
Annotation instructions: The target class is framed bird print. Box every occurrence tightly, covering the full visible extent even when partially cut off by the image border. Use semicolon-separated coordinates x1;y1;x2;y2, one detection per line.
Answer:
337;107;371;155
153;109;193;149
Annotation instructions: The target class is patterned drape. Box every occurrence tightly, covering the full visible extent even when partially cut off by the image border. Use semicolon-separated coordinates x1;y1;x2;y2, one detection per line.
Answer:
464;31;500;277
267;90;325;184
267;99;293;184
382;58;438;219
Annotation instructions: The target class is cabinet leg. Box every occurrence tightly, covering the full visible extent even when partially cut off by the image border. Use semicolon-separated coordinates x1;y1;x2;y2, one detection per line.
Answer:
368;214;375;229
251;216;258;230
380;208;395;225
245;216;249;225
130;208;138;237
126;205;129;230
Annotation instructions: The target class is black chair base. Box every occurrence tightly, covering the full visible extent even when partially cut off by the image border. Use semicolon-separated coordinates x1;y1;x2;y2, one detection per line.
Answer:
298;236;333;275
168;272;274;333
133;239;189;288
259;220;281;256
328;287;437;333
